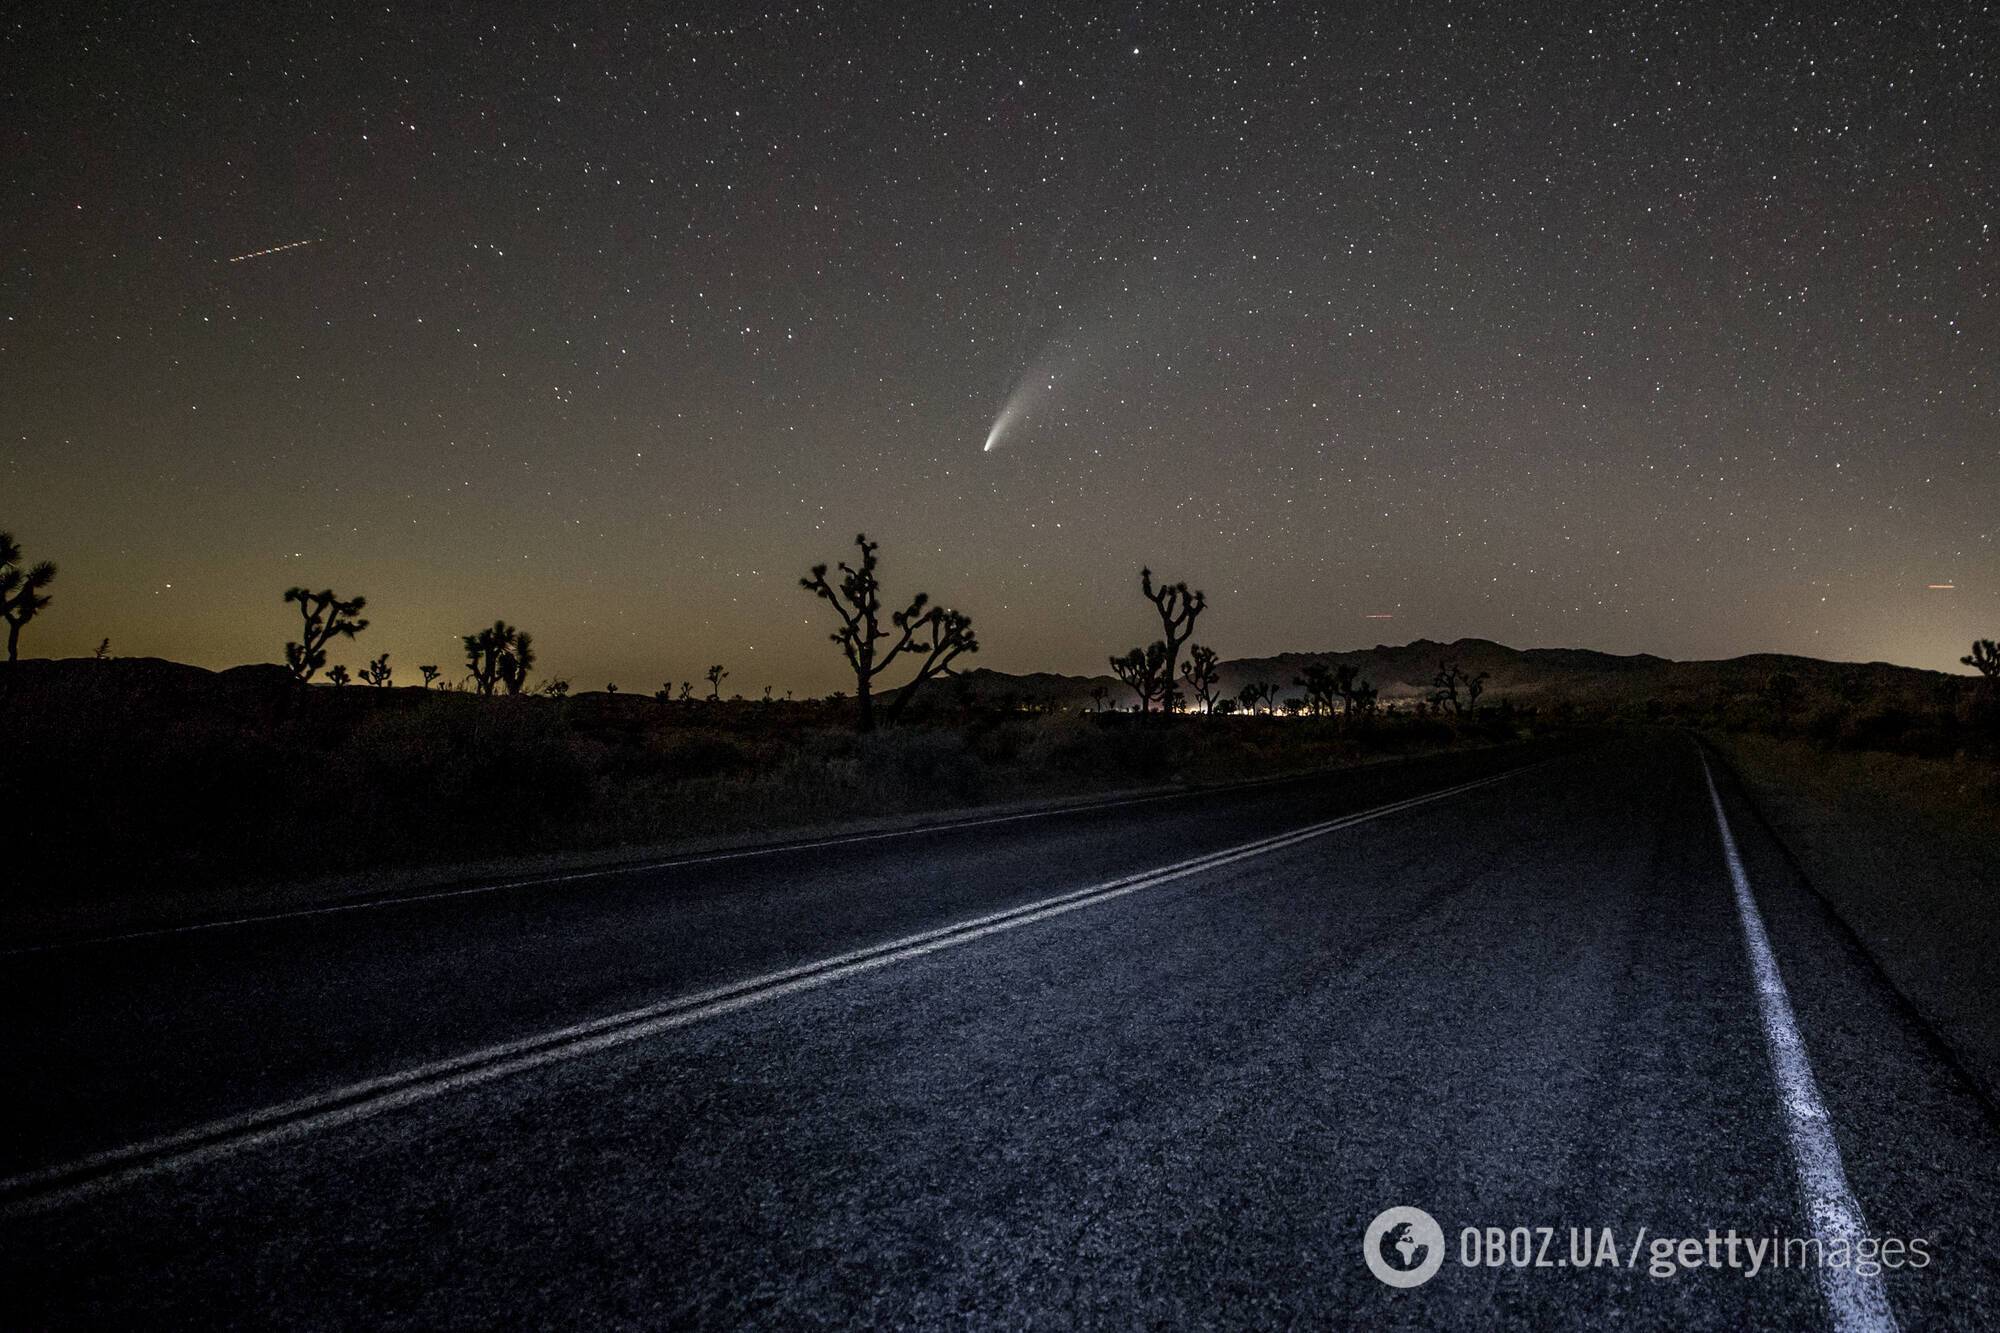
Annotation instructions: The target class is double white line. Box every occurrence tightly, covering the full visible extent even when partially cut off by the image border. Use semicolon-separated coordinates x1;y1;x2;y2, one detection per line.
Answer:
0;766;1526;1214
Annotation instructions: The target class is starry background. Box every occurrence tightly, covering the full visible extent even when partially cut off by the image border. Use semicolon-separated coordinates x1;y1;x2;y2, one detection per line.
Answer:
4;2;1994;691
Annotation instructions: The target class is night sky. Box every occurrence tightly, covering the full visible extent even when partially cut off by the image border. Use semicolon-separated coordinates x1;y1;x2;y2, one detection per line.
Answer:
5;3;1994;692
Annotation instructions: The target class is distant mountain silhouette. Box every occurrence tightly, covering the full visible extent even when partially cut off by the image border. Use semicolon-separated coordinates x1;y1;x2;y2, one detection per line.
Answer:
944;637;1959;711
1;641;1964;717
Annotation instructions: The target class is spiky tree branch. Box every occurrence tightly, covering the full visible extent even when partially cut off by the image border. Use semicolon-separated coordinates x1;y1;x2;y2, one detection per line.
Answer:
801;533;976;731
884;607;979;724
1964;639;1999;687
283;586;368;682
1295;663;1338;716
1182;643;1222;714
1138;567;1205;713
0;531;57;663
462;621;520;695
1110;642;1169;712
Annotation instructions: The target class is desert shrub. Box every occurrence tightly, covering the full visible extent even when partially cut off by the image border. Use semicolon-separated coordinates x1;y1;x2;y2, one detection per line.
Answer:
331;698;600;854
860;726;988;804
647;731;758;782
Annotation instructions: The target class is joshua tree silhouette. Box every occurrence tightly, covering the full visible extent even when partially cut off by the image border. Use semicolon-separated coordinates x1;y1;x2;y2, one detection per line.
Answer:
283;587;367;682
705;664;727;701
419;664;440;688
0;530;58;663
1430;660;1485;717
462;621;531;696
800;533;979;731
1294;663;1338;716
359;653;393;687
1138;568;1205;712
327;664;352;687
1182;643;1222;713
1967;639;2000;742
1333;663;1359;719
1110;642;1169;712
1237;681;1276;715
499;631;535;695
1964;639;1998;688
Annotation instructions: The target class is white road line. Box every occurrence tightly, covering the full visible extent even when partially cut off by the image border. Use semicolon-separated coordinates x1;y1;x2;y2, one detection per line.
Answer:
1701;754;1898;1333
0;766;1528;1214
6;760;1412;956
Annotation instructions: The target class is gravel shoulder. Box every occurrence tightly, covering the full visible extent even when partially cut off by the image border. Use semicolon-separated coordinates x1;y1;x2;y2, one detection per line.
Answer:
1707;732;2000;1106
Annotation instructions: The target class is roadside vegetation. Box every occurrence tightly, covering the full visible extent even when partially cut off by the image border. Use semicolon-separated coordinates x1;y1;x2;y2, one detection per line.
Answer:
2;517;1990;933
0;657;1541;911
1700;643;1999;1104
1715;733;2000;1106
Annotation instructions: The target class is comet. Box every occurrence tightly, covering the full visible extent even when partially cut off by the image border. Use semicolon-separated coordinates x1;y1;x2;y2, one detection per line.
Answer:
981;342;1082;452
228;238;316;264
981;377;1041;452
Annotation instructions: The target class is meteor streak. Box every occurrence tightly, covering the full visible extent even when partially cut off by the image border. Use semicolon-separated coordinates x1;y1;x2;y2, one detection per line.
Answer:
227;238;315;264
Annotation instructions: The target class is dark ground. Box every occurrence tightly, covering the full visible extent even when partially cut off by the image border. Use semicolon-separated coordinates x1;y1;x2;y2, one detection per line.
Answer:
5;733;1997;1328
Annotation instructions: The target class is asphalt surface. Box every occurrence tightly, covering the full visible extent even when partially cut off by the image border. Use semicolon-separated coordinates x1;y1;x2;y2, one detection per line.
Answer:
5;734;1998;1328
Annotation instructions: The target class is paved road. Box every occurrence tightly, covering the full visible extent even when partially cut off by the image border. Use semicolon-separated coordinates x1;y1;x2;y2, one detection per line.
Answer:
5;734;1997;1328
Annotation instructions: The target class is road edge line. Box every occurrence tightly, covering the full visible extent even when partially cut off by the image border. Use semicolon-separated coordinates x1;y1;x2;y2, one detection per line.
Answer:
1700;752;1898;1333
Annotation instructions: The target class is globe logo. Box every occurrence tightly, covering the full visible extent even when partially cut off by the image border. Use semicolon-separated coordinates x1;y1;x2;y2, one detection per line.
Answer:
1363;1206;1446;1288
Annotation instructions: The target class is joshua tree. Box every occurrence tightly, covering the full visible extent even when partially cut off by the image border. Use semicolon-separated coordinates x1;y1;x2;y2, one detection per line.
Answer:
1431;660;1468;716
1294;663;1339;716
1237;681;1275;715
1089;684;1109;712
1182;643;1222;714
327;664;352;687
1110;642;1170;712
679;681;695;702
0;531;58;663
1138;567;1205;711
1353;680;1380;716
282;586;367;682
885;607;979;725
1964;639;1999;690
1333;663;1359;719
94;637;110;660
1967;639;2000;741
462;621;529;695
419;663;440;688
499;631;535;695
800;533;979;731
1428;660;1488;716
359;653;393;687
705;664;727;700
